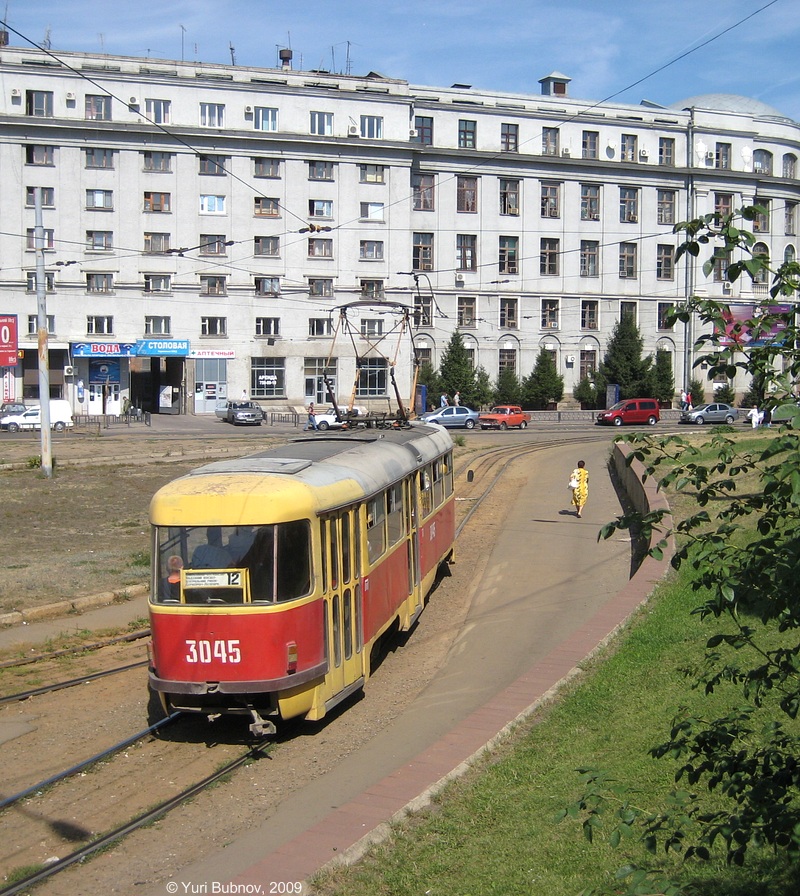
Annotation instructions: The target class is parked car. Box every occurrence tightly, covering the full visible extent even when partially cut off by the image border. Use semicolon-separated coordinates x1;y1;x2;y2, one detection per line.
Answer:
224;400;264;425
0;401;26;417
680;402;738;425
478;405;531;430
0;399;74;432
596;398;660;426
770;400;800;423
421;406;480;429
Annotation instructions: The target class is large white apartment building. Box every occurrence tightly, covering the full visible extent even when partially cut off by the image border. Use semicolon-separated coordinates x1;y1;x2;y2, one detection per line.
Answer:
0;38;798;415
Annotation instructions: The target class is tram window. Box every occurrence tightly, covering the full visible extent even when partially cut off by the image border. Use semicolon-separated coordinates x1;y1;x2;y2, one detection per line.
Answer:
276;521;312;600
329;519;339;590
332;594;342;667
387;482;405;546
343;589;353;659
320;519;328;593
433;461;444;507
366;495;386;563
419;468;432;518
443;453;454;498
341;513;351;584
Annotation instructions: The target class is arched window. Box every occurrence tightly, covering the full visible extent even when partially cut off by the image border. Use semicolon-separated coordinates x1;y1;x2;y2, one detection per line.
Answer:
783;153;797;179
753;149;773;175
753;242;769;284
784;244;796;265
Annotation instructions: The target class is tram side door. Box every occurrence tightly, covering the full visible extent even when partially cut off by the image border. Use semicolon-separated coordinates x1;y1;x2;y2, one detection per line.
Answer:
407;478;422;615
322;510;363;698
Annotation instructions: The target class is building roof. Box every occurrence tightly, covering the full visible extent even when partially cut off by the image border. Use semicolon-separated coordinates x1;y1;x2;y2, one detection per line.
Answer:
671;93;793;122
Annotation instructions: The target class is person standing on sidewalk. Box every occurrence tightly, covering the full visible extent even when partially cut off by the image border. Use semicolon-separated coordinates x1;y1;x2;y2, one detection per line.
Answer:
569;460;589;518
305;403;318;431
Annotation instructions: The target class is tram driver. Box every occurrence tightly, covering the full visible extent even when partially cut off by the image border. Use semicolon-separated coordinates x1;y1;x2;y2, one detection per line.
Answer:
191;526;233;569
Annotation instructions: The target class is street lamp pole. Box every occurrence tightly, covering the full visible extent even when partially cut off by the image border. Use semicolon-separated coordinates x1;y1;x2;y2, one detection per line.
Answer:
35;187;53;478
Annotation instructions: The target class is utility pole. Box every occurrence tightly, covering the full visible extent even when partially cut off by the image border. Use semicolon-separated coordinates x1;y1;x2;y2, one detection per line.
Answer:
35;187;53;478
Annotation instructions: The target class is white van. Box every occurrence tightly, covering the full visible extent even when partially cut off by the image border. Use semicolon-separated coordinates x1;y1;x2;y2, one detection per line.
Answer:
0;399;74;432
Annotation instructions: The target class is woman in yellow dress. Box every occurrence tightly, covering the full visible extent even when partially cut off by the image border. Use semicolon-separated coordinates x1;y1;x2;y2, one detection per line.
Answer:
569;460;589;518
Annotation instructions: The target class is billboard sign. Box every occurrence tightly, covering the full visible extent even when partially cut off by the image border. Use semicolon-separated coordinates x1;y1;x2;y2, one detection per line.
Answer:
0;314;18;366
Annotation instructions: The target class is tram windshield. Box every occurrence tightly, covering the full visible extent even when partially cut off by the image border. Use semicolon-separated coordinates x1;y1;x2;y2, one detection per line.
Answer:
153;521;311;605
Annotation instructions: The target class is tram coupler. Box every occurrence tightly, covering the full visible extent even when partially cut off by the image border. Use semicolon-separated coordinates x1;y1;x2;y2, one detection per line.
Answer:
249;709;277;737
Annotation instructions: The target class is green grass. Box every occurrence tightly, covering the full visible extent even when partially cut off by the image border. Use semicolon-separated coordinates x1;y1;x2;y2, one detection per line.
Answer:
311;432;800;896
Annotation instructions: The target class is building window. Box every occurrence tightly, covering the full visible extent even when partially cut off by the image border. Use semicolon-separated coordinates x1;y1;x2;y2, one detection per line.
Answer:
581;300;598;330
619;243;638;278
26;90;53;117
86;230;113;251
414;292;432;327
457;296;477;328
28;313;55;334
359;240;384;260
783;153;797;179
25;187;55;207
308;278;334;297
499;297;518;329
87;273;113;293
254;157;280;178
621;133;638;162
542;127;559;156
199;155;227;176
360;201;384;221
255;277;280;296
86;189;113;210
145;315;172;335
143;150;173;172
498;348;517;375
540;238;560;276
360;318;383;337
254;236;279;256
541;182;560;218
713;250;730;282
254;106;278;131
359;164;385;183
500;179;520;215
715;142;731;170
199;234;229;255
656;244;675;280
620;301;637;322
457;176;478;213
144;274;171;293
200;275;227;295
458;119;477;149
413;115;433;144
308;160;335;181
753;150;773;176
580;184;600;221
785;201;797;236
580;350;597;381
26;228;55;250
499;236;518;274
309;318;334;336
144;191;170;212
85;95;111;121
200;195;226;214
456;234;477;271
251;357;285;398
84;147;113;168
199;103;225;128
714;192;734;219
26;272;55;293
309;199;333;219
413;232;434;270
361;279;385;299
356;358;388;397
658;137;675;166
580;240;599;277
201;316;227;336
254;197;280;217
619;188;639;223
308;238;333;258
144;232;171;254
87;315;113;334
360;115;383;139
657;189;676;225
501;122;518;152
255;317;280;337
753;199;770;232
582;130;599;160
26;145;54;166
752;243;769;284
412;173;435;211
657;303;674;330
310;111;333;136
145;99;171;124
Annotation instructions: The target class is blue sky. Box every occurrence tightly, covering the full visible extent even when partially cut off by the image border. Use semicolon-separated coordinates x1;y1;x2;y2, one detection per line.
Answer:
5;0;799;119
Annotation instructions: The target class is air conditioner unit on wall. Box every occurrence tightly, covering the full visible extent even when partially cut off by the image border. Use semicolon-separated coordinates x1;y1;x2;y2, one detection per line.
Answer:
64;365;75;376
348;124;360;136
66;92;76;100
706;151;715;160
129;96;139;106
10;88;20;97
455;273;465;283
409;128;418;138
245;105;253;114
567;355;576;364
639;148;649;158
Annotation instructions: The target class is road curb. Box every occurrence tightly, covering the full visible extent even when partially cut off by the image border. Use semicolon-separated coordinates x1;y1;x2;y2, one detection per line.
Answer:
0;584;149;630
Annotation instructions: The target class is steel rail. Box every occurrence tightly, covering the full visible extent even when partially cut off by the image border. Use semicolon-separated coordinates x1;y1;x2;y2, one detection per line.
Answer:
0;659;148;706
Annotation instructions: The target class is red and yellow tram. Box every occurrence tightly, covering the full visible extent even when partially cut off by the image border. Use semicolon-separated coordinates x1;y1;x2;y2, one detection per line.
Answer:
147;423;455;735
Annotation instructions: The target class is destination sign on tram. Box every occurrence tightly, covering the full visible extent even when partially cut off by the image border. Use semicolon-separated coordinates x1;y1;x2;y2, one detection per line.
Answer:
184;571;242;588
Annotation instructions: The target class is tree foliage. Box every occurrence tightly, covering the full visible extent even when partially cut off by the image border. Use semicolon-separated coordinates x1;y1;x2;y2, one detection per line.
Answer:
437;330;478;407
646;349;676;405
563;207;800;891
493;365;522;405
597;315;654;400
522;348;565;409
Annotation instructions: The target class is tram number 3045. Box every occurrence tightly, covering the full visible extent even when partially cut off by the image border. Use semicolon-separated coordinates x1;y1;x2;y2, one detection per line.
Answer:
185;639;242;664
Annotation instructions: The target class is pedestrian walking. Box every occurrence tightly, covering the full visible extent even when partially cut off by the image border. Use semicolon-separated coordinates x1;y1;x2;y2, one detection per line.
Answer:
680;388;688;411
747;405;762;429
568;460;589;518
305;402;318;431
453;391;461;407
440;392;449;408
